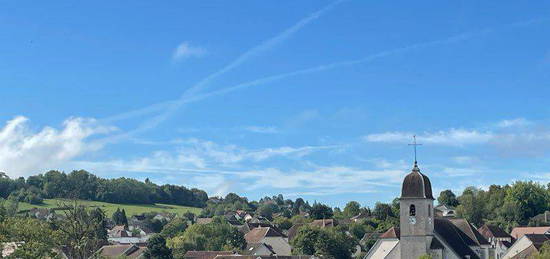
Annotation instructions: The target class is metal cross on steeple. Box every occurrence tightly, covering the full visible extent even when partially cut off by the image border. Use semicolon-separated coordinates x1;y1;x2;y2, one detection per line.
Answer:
408;135;422;163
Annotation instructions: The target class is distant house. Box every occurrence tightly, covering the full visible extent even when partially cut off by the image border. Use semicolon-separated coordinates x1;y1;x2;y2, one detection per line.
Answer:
28;208;56;221
1;242;23;258
209;197;223;203
502;234;550;259
213;255;315;259
108;236;150;246
360;231;381;248
364;228;400;259
131;215;147;221
243;214;253;222
478;224;514;245
244;227;291;256
510;226;550;240
153;212;173;222
183;250;234;259
286;224;304;242
1;242;68;258
478;224;515;259
196;218;214;225
224;213;241;226
249;216;269;224
351;211;370;222
241;243;276;256
310;219;336;228
108;225;150;246
530;211;550;225
434;204;456;217
94;244;146;258
108;225;132;238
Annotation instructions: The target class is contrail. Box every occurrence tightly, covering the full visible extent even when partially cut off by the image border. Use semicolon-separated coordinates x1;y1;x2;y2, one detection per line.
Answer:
97;0;345;143
133;0;346;132
99;16;547;144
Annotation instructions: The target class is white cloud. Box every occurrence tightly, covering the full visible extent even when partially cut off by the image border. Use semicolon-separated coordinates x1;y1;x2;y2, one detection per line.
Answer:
364;129;493;146
440;167;481;177
74;139;335;174
243;126;279;134
180;138;332;165
0;116;114;177
497;118;532;128
72;138;400;196
173;42;207;61
451;156;479;164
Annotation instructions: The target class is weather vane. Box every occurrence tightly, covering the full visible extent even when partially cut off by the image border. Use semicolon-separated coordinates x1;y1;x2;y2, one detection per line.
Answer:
408;135;422;163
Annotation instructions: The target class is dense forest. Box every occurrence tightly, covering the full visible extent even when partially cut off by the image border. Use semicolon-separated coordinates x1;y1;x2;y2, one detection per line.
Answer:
0;170;208;207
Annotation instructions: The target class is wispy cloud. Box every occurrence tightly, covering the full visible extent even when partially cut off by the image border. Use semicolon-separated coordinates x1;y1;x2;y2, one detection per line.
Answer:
363;129;493;146
76;139;335;173
0;116;114;177
72;137;404;196
243;126;279;134
173;42;207;61
451;156;479;164
497;118;532;128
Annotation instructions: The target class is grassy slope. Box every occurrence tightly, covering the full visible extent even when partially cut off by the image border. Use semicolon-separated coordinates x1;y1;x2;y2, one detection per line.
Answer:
18;199;202;217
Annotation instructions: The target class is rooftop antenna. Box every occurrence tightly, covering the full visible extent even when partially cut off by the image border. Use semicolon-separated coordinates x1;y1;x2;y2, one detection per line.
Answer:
408;135;422;164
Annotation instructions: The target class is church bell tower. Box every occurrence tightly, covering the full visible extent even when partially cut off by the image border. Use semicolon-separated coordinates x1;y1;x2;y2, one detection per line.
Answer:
399;161;435;259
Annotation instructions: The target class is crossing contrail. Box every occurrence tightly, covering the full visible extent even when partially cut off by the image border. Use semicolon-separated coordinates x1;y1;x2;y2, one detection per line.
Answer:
99;16;547;145
136;0;345;131
98;0;346;143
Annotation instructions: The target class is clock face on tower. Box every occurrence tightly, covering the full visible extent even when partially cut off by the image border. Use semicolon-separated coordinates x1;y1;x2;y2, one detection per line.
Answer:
409;216;416;224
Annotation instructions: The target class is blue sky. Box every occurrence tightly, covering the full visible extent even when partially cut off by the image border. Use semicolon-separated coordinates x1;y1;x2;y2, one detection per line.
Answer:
1;1;550;207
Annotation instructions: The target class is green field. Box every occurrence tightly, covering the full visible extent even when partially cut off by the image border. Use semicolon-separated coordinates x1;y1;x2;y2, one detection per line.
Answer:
18;199;202;217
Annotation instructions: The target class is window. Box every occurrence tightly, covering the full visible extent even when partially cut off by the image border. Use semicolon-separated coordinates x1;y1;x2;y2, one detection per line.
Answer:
409;204;416;216
428;205;431;217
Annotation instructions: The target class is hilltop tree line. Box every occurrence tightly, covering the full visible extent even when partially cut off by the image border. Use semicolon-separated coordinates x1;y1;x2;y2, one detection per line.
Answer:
0;170;208;207
439;181;550;230
3;169;550;232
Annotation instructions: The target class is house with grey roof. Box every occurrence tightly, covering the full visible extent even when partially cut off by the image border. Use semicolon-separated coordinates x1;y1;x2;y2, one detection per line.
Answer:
502;233;550;259
244;227;291;256
93;244;146;258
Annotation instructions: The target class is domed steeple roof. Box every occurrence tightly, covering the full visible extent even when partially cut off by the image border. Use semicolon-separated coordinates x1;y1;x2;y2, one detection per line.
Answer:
401;161;434;199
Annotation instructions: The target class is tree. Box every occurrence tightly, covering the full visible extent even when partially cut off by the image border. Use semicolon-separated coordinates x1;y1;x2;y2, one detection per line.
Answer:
418;254;433;259
43;170;69;198
456;188;485;226
273;216;293;230
291;214;312;225
310;203;333;220
532;241;550;259
372;202;394;221
343;201;361;218
291;225;357;259
505;181;549;224
161;217;188;238
348;222;367;239
168;217;245;257
438;190;459;207
53;202;108;258
120;209;128;226
0;217;61;258
256;204;274;220
0;175;14;199
144;233;173;259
